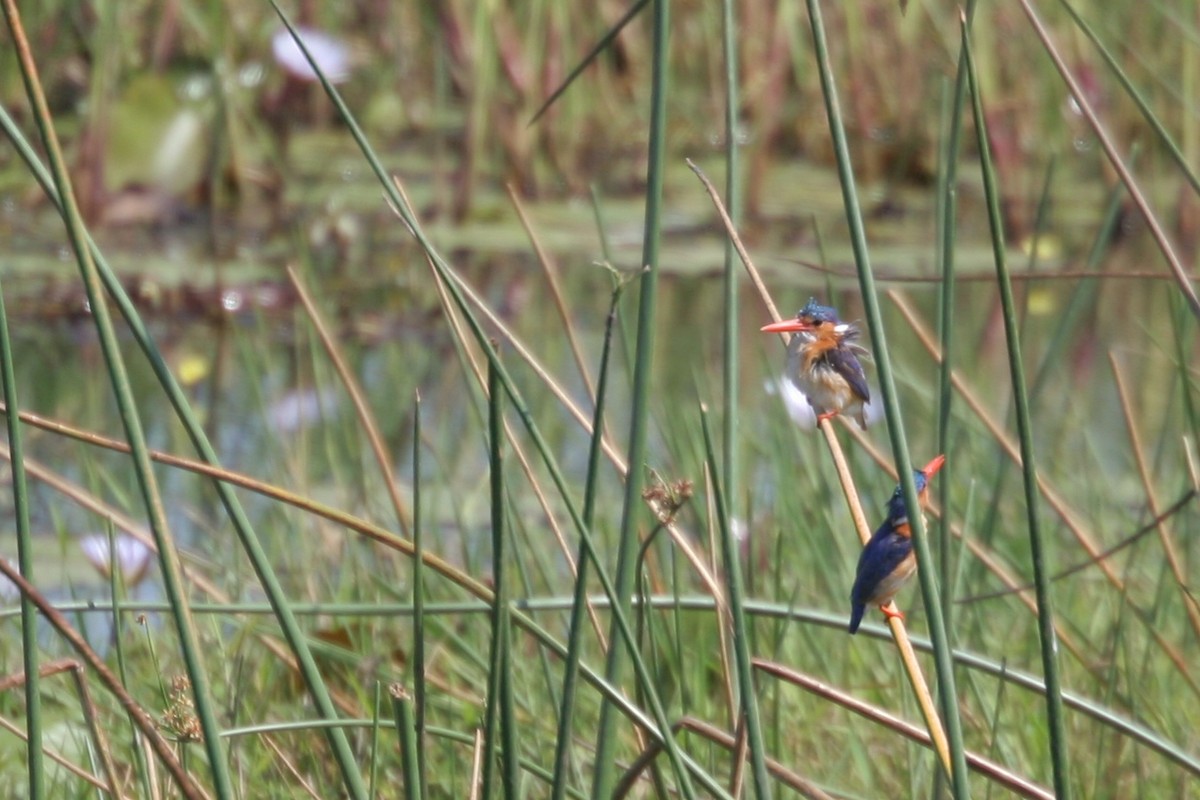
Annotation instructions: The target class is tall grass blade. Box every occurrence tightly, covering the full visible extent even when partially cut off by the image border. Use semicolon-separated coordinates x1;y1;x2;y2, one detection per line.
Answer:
962;18;1071;799
0;4;235;795
593;0;683;795
551;283;625;799
1057;0;1200;197
935;0;977;627
1169;294;1199;445
802;0;970;795
482;361;519;797
700;406;772;799
719;0;741;567
528;0;651;125
392;687;423;800
0;266;42;794
1031;174;1130;398
412;394;429;796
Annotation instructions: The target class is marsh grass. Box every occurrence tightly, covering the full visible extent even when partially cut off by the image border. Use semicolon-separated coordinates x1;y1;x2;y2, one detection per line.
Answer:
0;0;1197;798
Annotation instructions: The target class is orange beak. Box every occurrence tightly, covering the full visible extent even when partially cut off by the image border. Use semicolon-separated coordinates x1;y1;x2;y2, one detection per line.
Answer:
760;318;812;333
920;454;946;478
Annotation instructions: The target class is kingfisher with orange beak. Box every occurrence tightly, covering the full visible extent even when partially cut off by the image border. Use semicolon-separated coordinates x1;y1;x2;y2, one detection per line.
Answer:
760;298;871;429
848;455;945;634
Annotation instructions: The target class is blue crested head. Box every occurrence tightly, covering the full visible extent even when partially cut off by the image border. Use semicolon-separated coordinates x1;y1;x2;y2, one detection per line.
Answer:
798;297;840;325
883;456;945;522
884;469;930;522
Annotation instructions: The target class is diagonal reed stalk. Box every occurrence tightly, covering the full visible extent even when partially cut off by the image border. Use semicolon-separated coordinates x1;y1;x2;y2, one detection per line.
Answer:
962;17;1071;798
528;0;651;125
287;265;412;538
1013;0;1200;320
0;4;235;795
1056;0;1200;198
1108;357;1200;640
753;659;1054;800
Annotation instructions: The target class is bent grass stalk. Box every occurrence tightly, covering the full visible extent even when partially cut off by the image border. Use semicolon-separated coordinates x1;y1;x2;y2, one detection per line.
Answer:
0;561;208;800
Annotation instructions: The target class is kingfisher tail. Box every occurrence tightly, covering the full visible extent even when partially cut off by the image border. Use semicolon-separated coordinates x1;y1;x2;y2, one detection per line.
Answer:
848;603;866;634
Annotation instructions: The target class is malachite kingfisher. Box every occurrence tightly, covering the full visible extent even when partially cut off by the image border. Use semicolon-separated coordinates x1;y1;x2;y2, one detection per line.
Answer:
760;298;871;429
848;455;945;634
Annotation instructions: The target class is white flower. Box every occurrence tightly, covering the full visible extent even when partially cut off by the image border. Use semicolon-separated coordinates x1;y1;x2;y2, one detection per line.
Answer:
272;27;351;83
79;534;154;587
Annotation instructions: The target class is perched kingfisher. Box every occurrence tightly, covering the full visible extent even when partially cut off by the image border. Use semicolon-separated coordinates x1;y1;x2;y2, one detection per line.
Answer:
760;298;871;429
848;455;945;634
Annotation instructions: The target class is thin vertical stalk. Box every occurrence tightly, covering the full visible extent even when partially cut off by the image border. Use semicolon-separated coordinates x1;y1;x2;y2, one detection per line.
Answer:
700;407;771;800
593;0;674;796
962;20;1071;799
370;682;383;799
0;274;42;793
392;687;424;800
551;283;625;799
482;361;519;798
936;0;978;627
0;4;234;795
720;0;741;561
412;394;428;797
803;0;970;795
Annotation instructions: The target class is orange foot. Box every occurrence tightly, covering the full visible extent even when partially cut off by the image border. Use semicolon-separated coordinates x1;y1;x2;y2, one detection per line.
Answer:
816;411;839;424
880;605;905;622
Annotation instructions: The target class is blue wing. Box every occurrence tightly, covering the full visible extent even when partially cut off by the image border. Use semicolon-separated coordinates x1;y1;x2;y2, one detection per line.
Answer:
826;347;870;404
850;525;912;608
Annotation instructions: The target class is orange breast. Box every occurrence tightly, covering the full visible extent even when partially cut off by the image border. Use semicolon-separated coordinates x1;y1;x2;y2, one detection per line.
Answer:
800;331;840;372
